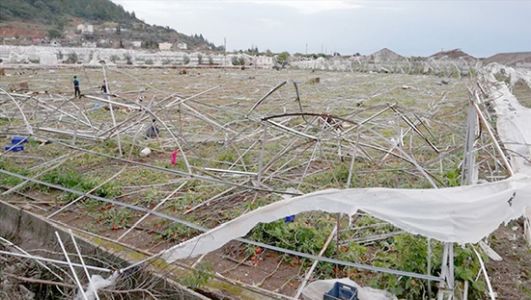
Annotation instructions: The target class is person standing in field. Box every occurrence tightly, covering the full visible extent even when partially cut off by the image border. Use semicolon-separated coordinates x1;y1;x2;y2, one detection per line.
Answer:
73;76;81;98
145;119;160;138
101;80;108;94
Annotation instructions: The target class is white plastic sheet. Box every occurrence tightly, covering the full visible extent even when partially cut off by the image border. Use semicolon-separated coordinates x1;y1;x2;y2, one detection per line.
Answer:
162;174;531;262
484;64;531;245
302;278;397;300
484;64;531;175
77;272;119;300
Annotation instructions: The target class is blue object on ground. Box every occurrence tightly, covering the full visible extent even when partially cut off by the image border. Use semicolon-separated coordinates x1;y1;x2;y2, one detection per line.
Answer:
11;136;28;145
93;101;102;110
324;282;358;300
4;144;24;152
284;215;295;223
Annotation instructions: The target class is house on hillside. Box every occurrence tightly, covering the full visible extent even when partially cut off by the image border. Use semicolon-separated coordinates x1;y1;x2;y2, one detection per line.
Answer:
254;56;274;68
104;27;117;33
76;24;94;34
177;42;188;50
159;42;173;51
131;41;142;48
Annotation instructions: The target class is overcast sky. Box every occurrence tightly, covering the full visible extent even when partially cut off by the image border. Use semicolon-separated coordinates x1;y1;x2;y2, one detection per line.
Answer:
111;0;531;57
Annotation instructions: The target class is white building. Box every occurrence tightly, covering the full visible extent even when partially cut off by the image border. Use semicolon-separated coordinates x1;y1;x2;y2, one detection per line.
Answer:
177;42;188;50
254;56;274;68
131;41;142;48
76;24;94;34
159;42;173;51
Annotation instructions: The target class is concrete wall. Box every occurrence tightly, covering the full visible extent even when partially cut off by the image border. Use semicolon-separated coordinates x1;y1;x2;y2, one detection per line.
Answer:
0;200;208;300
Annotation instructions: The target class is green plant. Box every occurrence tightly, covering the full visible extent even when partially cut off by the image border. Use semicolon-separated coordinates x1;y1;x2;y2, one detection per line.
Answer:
250;218;332;255
83;199;103;213
47;28;62;39
123;54;133;65
0;160;27;187
65;53;78;64
371;234;441;298
183;55;190;65
159;222;200;242
443;167;460;187
276;51;290;65
145;59;154;65
138;189;161;207
371;234;485;299
181;263;213;289
41;169;121;202
231;56;245;66
215;149;237;166
101;208;131;230
453;246;487;299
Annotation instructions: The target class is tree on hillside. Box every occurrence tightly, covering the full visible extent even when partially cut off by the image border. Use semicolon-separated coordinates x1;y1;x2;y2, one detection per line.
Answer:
277;51;290;65
48;28;62;39
1;0;135;23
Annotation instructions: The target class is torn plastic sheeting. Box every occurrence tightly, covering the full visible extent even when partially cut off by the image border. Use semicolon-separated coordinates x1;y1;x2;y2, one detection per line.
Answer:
302;278;397;300
484;66;531;175
162;174;531;262
76;271;119;300
484;65;531;246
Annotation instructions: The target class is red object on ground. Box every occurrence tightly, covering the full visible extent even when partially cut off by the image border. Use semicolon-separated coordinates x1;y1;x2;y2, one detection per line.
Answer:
170;149;179;165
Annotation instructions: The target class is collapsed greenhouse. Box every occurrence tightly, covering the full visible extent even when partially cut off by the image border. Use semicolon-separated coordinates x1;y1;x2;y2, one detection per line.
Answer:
0;62;530;299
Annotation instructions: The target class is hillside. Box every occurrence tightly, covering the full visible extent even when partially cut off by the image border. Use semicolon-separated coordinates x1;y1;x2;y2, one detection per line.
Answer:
368;48;405;63
0;0;133;23
430;48;477;61
0;0;220;51
484;52;531;67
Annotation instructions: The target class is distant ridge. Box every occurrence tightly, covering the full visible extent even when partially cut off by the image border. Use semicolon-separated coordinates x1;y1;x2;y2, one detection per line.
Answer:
484;52;531;67
368;48;405;63
430;49;477;61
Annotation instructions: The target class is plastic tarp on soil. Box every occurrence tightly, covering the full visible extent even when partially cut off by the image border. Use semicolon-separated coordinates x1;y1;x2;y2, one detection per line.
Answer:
162;174;531;262
302;278;397;300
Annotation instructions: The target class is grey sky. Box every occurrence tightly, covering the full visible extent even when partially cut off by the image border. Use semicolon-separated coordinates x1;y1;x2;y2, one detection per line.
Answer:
111;0;531;57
